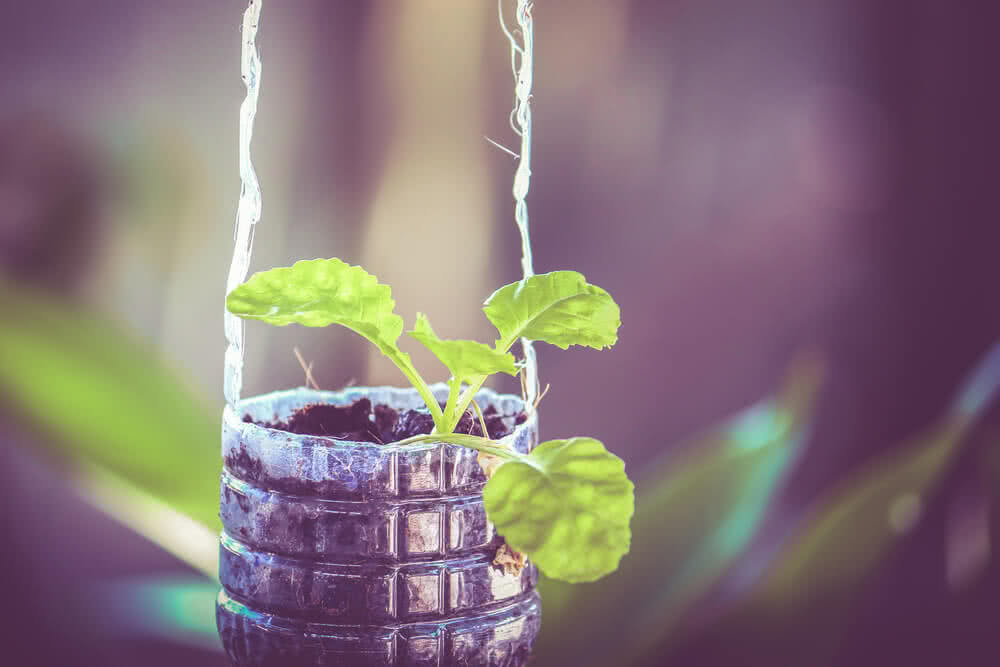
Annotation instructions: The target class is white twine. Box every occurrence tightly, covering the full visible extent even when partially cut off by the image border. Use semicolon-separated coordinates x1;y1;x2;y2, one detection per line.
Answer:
224;0;263;409
500;0;540;406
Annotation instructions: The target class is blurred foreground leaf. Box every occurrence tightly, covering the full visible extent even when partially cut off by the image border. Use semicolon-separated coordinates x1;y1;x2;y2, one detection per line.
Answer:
91;575;221;652
0;284;220;528
726;342;1000;665
532;356;822;666
76;462;219;579
758;342;1000;601
756;422;967;605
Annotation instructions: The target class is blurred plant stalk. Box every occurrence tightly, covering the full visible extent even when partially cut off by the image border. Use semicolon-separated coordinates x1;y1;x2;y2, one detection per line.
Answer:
75;462;218;581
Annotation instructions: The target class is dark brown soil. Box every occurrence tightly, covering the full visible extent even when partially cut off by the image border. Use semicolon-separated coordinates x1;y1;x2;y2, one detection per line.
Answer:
244;398;524;444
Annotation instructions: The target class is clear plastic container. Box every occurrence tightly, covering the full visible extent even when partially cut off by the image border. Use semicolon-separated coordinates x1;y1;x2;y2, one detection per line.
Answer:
216;386;542;666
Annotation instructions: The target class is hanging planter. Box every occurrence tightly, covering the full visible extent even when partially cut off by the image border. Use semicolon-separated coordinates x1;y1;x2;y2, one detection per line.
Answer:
217;386;542;665
217;3;634;665
217;260;632;666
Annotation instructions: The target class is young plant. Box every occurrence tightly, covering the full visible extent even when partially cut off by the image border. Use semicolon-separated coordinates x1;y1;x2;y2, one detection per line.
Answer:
226;258;633;582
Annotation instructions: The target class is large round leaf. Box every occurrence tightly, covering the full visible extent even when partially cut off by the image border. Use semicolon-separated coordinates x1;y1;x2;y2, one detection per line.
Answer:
484;437;634;582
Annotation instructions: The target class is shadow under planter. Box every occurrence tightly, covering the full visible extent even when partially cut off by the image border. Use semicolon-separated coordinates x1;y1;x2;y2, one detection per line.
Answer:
216;386;542;666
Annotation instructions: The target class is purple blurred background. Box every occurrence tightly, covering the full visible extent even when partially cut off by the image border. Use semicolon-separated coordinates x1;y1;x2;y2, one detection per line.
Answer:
1;0;996;665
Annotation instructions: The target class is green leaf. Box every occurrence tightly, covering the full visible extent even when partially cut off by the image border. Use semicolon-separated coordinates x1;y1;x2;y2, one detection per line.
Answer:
483;271;620;350
483;437;635;582
227;258;446;424
226;258;404;357
408;312;517;379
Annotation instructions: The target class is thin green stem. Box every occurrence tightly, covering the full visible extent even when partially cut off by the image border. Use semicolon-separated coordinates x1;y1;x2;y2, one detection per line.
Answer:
471;399;490;437
448;375;487;432
446;336;519;431
386;349;444;428
435;377;462;435
393;432;523;462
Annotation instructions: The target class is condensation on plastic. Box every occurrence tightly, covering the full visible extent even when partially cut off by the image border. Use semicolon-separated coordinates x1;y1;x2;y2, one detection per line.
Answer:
218;591;540;667
216;386;541;666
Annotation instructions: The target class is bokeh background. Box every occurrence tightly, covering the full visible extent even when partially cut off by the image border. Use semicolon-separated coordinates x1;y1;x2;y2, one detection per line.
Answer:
1;1;997;665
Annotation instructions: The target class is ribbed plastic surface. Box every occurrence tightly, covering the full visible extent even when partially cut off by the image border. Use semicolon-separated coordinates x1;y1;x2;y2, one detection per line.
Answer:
217;386;541;666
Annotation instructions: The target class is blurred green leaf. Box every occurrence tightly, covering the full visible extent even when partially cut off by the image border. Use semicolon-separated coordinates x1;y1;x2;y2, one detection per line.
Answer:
0;284;220;528
756;420;967;607
727;343;1000;666
92;575;221;652
532;356;822;666
761;344;1000;600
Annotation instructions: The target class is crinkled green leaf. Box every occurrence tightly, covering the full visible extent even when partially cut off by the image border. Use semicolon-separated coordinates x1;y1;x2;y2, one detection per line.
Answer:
484;437;634;582
227;258;443;424
226;258;404;356
483;271;621;350
408;312;517;379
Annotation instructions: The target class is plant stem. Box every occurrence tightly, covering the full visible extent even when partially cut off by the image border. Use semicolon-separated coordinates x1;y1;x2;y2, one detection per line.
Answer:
435;377;462;435
446;336;519;431
471;399;490;437
393;432;522;462
386;349;445;429
447;376;487;432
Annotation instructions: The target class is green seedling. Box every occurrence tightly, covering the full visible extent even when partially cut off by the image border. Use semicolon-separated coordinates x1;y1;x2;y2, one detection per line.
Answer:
227;258;633;582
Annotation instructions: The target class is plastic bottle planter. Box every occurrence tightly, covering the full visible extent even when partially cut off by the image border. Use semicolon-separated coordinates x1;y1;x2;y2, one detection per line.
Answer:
216;386;541;667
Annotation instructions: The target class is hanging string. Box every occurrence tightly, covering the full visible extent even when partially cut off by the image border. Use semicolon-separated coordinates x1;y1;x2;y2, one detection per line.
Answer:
500;0;539;406
224;0;264;409
223;2;535;409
